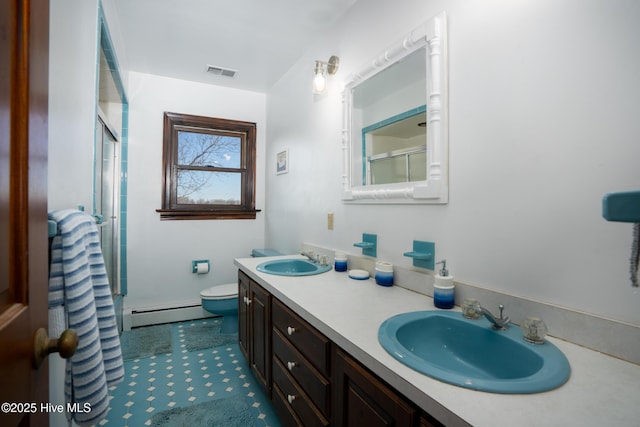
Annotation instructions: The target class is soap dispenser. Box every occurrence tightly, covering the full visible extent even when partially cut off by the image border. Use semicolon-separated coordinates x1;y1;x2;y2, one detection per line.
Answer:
434;260;455;309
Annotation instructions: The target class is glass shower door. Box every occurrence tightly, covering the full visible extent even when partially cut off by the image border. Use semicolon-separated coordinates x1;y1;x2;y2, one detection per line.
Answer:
95;116;120;297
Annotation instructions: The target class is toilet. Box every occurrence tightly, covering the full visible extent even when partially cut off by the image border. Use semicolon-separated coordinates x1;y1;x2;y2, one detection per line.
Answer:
200;248;282;335
200;283;239;334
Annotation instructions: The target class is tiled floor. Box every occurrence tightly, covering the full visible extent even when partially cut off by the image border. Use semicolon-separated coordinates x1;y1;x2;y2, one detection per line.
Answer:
103;318;283;426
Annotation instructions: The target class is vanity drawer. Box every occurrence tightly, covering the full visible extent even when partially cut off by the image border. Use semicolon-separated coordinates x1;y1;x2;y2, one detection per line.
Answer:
273;356;329;427
272;299;331;376
271;382;302;427
273;327;330;416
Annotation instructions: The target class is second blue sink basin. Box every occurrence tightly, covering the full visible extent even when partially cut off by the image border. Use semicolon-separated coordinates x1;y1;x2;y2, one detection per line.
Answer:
378;311;570;394
256;258;331;276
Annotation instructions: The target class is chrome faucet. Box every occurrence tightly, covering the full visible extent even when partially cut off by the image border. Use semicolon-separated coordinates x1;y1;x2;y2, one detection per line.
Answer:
300;250;317;263
479;304;510;330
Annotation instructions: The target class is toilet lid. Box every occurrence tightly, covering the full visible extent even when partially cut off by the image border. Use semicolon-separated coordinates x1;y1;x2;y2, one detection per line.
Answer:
200;283;237;299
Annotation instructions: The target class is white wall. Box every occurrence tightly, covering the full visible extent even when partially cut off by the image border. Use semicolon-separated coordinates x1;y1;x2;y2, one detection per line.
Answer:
48;0;100;211
265;0;640;325
124;72;267;310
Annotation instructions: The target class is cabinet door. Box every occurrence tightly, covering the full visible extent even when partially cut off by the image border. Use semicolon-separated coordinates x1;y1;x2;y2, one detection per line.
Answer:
238;270;250;359
250;281;271;394
333;347;417;427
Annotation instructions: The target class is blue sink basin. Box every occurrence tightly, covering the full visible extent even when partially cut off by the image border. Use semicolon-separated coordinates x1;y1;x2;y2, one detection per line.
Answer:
378;311;570;394
256;259;331;276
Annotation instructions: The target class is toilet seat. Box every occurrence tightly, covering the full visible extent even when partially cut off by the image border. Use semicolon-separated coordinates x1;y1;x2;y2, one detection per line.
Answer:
200;283;237;300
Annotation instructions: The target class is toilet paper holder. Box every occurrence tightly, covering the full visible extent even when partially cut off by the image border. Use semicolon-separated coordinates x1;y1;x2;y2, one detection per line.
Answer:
192;260;210;274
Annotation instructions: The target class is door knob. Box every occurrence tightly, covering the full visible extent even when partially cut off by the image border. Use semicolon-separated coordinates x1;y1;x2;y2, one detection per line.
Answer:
33;328;78;369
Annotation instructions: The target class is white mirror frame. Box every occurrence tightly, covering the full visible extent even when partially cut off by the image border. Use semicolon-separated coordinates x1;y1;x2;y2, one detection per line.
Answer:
342;11;448;204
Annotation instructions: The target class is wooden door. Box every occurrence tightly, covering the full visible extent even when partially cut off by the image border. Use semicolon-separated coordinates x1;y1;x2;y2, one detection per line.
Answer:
0;1;50;426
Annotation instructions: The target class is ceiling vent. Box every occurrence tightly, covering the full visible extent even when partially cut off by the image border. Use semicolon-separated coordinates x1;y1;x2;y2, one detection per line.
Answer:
206;64;237;78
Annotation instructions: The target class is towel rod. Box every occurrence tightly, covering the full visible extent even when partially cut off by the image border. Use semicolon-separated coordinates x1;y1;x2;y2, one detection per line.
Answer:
48;212;103;238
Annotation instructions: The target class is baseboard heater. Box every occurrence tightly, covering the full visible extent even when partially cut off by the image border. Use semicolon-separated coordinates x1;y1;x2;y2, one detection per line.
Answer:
124;302;215;330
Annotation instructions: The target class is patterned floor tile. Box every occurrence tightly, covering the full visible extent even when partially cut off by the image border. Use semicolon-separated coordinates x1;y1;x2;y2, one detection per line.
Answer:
104;319;282;426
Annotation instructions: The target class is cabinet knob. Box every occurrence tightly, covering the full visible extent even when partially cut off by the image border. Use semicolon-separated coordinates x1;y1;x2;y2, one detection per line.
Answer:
287;361;296;371
287;394;296;404
287;326;296;335
246;298;252;305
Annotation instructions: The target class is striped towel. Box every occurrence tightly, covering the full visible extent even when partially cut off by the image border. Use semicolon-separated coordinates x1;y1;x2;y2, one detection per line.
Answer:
48;209;124;426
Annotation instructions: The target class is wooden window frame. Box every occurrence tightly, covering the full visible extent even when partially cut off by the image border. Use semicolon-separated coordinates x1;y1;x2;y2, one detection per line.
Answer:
157;112;258;220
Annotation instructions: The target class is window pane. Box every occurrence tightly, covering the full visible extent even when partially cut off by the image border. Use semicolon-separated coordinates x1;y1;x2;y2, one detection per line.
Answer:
177;131;241;168
177;170;241;205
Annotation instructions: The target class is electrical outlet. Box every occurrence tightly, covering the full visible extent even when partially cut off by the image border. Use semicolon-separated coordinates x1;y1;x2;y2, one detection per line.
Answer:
327;212;334;230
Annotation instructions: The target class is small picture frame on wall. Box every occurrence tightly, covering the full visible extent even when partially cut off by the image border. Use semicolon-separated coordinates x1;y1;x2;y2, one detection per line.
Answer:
276;149;289;175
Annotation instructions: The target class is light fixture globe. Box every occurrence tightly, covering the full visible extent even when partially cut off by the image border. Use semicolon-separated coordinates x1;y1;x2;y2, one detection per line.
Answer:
313;69;326;93
312;55;340;94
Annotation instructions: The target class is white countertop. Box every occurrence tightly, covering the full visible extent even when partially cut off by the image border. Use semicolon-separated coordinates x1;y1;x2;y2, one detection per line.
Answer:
235;256;640;427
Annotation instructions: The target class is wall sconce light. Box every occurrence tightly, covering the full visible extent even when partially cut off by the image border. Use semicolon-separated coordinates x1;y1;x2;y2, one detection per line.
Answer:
313;55;339;94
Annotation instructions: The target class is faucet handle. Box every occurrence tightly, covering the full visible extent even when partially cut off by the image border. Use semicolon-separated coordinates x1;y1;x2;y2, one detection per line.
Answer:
521;317;547;344
498;304;511;324
461;298;482;319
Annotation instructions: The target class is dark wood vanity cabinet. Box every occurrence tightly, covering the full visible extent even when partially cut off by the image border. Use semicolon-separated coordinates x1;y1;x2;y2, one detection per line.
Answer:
238;270;444;427
238;270;271;395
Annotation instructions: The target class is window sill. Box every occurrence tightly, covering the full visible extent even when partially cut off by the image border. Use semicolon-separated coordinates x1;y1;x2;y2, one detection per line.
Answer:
156;209;260;220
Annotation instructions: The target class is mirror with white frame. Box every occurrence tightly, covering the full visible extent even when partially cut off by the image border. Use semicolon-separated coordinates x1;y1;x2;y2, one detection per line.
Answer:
342;11;448;204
